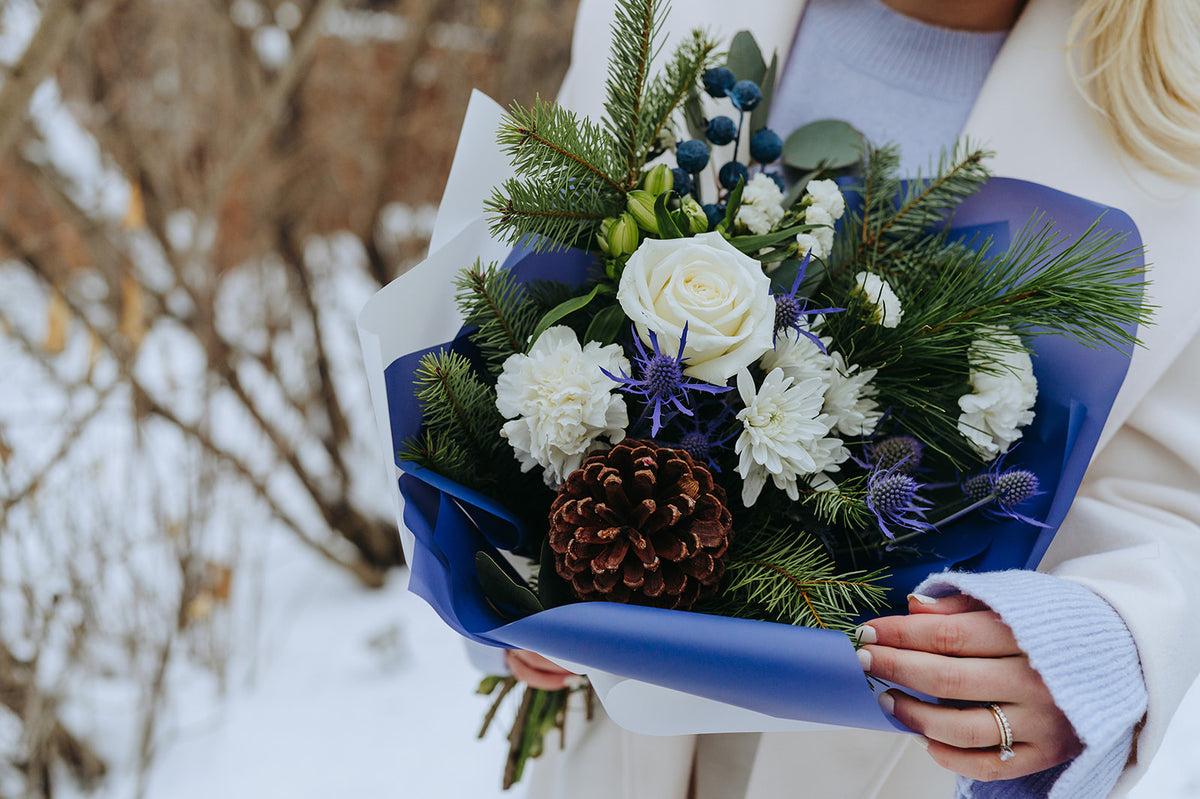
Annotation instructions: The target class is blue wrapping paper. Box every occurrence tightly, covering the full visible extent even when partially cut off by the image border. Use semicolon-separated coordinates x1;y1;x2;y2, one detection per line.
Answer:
383;178;1143;733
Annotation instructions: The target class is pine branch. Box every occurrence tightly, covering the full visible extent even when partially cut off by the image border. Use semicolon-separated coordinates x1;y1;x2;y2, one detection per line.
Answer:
454;260;540;374
485;178;618;251
603;0;668;187
498;97;626;194
640;28;719;160
705;524;888;632
398;429;479;487
412;349;505;464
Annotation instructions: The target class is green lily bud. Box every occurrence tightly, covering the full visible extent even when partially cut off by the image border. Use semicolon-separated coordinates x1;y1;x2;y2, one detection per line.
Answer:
642;163;674;197
626;190;659;234
681;196;709;235
607;213;639;257
596;216;615;254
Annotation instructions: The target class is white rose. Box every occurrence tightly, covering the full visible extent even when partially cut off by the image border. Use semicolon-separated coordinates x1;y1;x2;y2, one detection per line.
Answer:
853;271;904;328
617;231;776;385
496;326;629;486
957;328;1037;460
805;179;845;220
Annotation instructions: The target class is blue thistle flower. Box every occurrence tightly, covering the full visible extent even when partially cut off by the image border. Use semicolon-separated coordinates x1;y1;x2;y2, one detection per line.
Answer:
866;435;924;474
671;408;738;472
772;252;843;347
602;324;732;436
955;457;1049;528
866;458;934;541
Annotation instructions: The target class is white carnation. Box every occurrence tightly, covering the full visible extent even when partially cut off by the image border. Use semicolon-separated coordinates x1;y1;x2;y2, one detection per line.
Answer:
805;179;845;221
853;271;904;328
735;173;786;235
798;205;835;260
956;327;1038;460
823;352;882;438
495;326;629;486
734;368;844;506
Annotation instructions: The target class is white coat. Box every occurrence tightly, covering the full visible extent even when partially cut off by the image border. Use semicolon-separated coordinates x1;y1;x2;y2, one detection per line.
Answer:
531;1;1200;796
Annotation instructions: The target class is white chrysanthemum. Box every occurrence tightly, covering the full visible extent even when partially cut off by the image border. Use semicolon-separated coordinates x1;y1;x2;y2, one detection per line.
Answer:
805;179;846;221
760;327;834;389
853;271;904;328
734;368;842;506
495;326;629;486
735;173;786;235
957;328;1038;460
824;352;883;437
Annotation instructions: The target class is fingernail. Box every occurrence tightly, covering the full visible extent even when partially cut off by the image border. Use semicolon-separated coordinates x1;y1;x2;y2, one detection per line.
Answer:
908;593;938;605
856;648;872;671
914;736;929;751
878;691;895;715
854;624;877;644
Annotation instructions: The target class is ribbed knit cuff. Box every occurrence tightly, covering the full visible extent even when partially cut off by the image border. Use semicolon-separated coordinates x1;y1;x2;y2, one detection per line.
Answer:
913;570;1147;799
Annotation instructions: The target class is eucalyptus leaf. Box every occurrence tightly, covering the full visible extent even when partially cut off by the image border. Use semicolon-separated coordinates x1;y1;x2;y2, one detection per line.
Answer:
749;52;778;136
782;119;866;171
529;285;601;345
475;551;543;620
726;31;767;84
584;302;628;346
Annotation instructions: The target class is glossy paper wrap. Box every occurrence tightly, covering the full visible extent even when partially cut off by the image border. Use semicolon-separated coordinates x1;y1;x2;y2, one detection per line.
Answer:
358;104;1143;737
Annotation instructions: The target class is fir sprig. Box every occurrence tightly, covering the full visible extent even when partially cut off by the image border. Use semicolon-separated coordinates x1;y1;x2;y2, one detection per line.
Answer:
603;0;668;186
640;28;721;160
403;350;504;483
486;175;620;251
454;259;540;375
703;523;888;632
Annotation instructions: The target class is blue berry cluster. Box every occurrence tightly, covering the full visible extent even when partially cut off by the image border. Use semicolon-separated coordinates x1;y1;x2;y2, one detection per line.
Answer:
670;65;786;229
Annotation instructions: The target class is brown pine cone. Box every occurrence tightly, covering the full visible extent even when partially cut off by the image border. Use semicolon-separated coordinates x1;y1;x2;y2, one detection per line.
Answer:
547;439;733;610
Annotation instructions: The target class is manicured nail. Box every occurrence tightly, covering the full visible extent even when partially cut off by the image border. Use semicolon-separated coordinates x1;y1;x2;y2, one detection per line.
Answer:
857;648;872;671
878;691;895;715
914;736;929;751
908;593;938;605
854;624;878;644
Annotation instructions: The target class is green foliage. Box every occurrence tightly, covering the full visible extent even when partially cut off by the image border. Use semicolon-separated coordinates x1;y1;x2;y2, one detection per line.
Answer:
487;0;716;250
703;521;888;633
401;350;504;487
454;260;540;375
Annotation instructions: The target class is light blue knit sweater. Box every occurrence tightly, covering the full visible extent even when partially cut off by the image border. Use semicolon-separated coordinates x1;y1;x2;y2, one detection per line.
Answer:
769;2;1148;797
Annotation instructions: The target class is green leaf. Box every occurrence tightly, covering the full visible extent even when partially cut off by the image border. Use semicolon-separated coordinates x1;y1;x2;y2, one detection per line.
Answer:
475;551;543;620
529;285;602;345
726;31;767;84
749;52;778;135
729;222;816;253
719;176;746;232
782;119;866;171
585;302;628;345
654;191;685;239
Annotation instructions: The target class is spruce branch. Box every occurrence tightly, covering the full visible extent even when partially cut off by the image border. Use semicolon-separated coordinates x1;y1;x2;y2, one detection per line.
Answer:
485;177;619;251
411;349;505;465
498;97;625;194
454;259;540;374
705;524;888;632
603;0;668;186
641;28;720;159
399;429;478;487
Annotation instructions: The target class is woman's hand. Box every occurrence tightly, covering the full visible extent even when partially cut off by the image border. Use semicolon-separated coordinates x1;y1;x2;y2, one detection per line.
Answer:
858;593;1082;782
505;649;579;691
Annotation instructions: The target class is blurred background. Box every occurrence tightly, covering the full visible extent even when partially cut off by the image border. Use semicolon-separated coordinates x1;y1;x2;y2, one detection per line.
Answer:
0;1;1196;798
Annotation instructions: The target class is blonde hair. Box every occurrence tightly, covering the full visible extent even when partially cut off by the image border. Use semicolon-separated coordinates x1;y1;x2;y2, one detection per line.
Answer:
1067;0;1200;181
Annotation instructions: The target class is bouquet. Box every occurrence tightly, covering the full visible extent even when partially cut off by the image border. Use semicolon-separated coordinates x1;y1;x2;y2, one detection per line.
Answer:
359;0;1149;787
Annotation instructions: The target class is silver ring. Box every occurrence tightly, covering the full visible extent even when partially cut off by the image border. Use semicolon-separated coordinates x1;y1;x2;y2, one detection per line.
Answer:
987;703;1015;762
